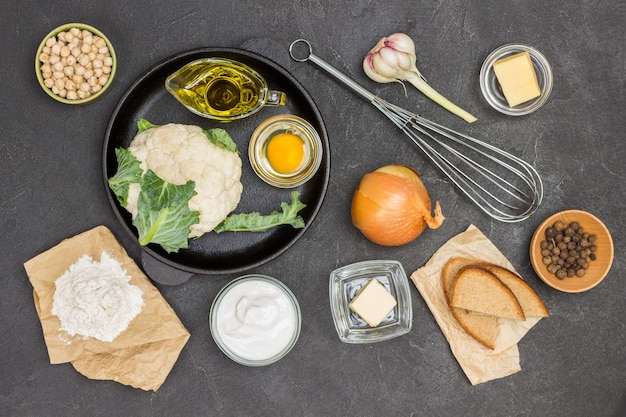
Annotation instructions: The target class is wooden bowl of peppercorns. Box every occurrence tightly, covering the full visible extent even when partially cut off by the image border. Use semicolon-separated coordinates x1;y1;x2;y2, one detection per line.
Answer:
530;210;614;293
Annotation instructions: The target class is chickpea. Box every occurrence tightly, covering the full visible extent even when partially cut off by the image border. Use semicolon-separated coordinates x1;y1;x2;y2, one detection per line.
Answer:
78;54;90;67
54;78;65;90
60;45;71;57
65;80;76;91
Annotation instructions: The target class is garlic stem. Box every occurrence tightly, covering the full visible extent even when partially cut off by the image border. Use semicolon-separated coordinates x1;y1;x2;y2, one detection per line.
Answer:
403;71;478;123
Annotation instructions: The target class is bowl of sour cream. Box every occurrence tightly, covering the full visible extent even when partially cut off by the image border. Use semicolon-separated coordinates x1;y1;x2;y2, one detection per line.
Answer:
209;274;301;366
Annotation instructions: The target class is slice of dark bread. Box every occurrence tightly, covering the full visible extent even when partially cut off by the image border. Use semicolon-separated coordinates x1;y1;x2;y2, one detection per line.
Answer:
450;266;525;321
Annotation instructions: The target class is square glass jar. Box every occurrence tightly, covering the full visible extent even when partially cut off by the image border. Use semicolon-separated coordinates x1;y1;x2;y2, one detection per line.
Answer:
329;260;412;343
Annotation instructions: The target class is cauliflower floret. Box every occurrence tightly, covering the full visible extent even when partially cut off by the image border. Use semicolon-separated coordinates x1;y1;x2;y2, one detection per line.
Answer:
126;123;243;238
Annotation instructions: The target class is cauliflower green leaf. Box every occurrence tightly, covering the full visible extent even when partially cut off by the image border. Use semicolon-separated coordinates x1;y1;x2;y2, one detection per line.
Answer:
137;118;158;132
108;147;143;207
134;170;200;253
214;191;306;233
203;128;239;154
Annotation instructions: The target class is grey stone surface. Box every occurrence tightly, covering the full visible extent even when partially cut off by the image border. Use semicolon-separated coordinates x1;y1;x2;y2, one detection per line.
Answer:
1;1;625;416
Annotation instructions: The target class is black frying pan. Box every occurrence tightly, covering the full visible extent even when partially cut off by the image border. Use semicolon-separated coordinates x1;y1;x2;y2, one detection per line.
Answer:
102;47;330;285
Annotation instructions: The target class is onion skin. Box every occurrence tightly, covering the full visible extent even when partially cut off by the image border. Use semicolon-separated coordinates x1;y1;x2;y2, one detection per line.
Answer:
351;165;444;246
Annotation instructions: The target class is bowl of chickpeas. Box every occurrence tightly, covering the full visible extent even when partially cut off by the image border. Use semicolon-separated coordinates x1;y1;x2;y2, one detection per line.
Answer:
35;23;116;104
530;210;614;293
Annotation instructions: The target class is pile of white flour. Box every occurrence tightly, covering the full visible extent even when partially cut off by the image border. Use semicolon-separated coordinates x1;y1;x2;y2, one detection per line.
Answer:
52;251;144;342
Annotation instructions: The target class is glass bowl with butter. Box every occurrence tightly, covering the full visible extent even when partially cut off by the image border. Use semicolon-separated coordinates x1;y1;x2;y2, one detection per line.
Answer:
329;260;412;343
480;44;553;116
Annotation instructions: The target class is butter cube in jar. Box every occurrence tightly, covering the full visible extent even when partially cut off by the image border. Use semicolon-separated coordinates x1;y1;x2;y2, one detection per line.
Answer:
492;51;541;107
349;279;397;327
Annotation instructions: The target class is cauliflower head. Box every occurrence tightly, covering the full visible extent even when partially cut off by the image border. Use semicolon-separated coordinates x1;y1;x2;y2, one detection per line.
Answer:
126;122;243;238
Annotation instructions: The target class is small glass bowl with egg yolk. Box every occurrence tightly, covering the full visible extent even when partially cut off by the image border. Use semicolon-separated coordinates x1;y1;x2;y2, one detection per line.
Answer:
249;114;323;188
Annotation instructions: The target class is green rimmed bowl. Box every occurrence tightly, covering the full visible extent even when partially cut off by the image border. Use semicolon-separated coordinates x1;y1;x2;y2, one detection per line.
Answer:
35;23;116;104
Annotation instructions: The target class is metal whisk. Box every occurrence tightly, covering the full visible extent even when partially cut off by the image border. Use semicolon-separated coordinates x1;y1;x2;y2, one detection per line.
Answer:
289;39;543;223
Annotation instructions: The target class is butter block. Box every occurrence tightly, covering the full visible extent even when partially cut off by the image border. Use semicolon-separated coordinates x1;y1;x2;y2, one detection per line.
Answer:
493;51;541;107
349;279;397;327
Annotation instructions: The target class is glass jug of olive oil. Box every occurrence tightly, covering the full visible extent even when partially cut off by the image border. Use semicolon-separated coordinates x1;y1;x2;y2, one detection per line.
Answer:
165;57;286;122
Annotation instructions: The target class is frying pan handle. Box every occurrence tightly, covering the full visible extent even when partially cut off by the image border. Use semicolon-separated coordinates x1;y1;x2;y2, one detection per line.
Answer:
141;251;194;285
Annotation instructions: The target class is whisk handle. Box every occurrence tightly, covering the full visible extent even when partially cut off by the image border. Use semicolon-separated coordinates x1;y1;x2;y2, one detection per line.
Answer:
289;39;376;102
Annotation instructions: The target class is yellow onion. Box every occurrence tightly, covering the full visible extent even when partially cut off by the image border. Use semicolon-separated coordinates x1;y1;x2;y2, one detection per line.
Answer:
351;165;444;246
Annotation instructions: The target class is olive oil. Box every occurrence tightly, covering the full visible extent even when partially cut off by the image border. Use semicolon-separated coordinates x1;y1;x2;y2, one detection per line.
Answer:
165;58;285;122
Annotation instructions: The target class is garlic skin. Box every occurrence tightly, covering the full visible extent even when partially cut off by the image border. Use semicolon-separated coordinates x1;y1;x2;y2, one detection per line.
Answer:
363;33;477;123
364;33;419;82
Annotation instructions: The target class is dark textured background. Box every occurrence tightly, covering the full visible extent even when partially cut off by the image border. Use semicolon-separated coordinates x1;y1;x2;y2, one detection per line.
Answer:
2;1;625;416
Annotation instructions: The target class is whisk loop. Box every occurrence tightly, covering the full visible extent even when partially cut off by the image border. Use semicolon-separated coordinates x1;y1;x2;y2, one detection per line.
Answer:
289;39;543;223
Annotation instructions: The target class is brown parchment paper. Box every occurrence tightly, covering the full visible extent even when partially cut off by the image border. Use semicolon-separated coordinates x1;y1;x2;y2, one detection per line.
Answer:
24;225;190;391
410;224;544;385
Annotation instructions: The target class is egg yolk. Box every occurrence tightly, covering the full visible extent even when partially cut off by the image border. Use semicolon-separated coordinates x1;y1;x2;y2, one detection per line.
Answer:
266;133;305;174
